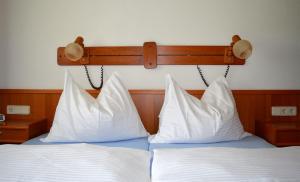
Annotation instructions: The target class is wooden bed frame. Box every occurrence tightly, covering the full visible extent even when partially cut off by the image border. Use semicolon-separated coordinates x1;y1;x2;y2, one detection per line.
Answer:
1;89;299;135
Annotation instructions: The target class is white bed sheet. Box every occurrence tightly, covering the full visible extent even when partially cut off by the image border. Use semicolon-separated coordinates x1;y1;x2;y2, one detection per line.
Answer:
152;147;300;182
23;133;149;150
149;135;274;150
0;144;151;182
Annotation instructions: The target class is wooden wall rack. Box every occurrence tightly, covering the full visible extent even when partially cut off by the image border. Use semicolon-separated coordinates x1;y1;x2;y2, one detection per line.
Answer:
57;35;246;69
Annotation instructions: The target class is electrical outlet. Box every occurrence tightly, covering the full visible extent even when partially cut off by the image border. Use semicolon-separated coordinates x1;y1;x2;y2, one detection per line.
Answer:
271;106;297;116
7;105;30;115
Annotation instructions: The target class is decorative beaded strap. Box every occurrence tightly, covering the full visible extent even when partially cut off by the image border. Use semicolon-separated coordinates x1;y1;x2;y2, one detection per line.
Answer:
84;65;104;90
196;65;230;87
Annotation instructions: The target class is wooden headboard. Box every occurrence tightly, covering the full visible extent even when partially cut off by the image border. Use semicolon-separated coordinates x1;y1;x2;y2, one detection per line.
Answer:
1;89;299;135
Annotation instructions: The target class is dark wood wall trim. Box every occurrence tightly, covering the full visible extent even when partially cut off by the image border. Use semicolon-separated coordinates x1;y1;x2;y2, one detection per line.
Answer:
1;89;300;95
1;89;300;135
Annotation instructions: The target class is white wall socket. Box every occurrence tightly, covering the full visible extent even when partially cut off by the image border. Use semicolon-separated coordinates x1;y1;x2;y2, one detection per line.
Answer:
7;105;30;115
271;106;297;116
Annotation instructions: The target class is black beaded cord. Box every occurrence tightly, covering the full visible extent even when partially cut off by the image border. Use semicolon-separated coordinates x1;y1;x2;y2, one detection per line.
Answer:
196;65;230;87
84;65;104;90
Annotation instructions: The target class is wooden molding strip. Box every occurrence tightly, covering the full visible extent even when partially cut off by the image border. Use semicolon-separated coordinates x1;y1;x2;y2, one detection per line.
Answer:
1;89;300;95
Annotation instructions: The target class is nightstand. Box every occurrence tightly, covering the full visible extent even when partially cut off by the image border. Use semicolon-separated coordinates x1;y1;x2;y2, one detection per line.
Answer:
263;122;300;147
0;119;47;144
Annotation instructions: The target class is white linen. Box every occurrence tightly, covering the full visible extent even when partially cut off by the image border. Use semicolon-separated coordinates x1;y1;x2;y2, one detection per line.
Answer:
42;71;148;142
152;147;300;182
0;144;150;182
150;75;248;143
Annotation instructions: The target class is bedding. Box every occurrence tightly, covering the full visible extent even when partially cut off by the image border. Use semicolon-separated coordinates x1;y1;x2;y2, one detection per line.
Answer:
150;75;248;144
42;71;148;143
149;135;274;150
152;147;300;182
6;72;290;182
24;133;149;150
0;144;151;182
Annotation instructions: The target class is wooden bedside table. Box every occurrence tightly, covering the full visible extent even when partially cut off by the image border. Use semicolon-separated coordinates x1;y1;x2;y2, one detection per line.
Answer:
0;118;47;144
263;122;300;147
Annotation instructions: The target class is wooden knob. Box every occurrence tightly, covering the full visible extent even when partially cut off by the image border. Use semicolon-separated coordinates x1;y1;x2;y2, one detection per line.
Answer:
232;35;241;43
74;36;84;48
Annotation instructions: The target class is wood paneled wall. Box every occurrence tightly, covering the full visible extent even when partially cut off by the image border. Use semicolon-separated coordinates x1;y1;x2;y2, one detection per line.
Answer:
0;89;300;135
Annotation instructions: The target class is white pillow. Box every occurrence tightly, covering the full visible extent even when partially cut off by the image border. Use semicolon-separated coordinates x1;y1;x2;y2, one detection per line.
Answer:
149;75;249;143
42;71;149;142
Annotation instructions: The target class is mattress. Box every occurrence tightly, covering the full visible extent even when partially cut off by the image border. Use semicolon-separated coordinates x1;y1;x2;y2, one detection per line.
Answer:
151;147;300;181
0;144;151;182
23;133;149;151
149;135;274;150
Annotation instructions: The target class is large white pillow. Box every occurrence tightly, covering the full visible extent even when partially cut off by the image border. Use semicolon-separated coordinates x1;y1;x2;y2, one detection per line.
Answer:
149;75;248;143
42;71;149;142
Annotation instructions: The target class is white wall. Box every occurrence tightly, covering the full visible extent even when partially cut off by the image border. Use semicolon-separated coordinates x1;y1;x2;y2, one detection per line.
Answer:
0;0;7;84
0;0;300;89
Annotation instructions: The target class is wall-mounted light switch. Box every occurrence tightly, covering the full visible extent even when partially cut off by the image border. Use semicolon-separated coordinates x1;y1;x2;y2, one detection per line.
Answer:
271;106;297;116
7;105;31;115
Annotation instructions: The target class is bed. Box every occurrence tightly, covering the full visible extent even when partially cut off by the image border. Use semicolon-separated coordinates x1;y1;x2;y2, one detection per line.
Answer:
148;134;300;181
20;134;300;182
1;72;300;182
151;146;300;182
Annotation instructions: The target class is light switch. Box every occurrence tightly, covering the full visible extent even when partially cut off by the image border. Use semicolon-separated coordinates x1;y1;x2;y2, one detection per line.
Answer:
7;105;31;115
271;106;297;116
